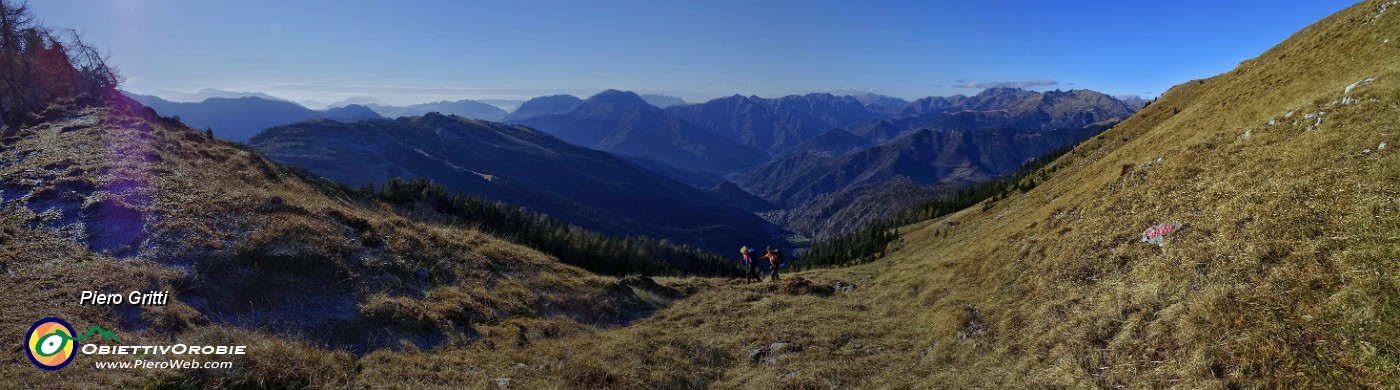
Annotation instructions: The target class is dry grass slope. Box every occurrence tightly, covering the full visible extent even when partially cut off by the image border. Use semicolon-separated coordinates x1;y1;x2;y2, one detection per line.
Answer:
6;1;1400;388
0;100;681;388
378;1;1400;387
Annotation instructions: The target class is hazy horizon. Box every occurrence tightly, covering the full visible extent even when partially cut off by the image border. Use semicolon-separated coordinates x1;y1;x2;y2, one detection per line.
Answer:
125;86;1144;110
31;0;1356;106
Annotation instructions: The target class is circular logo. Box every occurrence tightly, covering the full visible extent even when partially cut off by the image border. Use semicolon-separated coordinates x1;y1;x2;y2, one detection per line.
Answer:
25;318;77;370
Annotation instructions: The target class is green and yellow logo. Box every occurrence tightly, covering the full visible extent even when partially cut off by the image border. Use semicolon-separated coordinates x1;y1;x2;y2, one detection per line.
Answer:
24;318;120;370
26;318;76;370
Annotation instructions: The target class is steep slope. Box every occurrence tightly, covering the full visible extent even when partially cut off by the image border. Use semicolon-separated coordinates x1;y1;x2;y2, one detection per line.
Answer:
122;93;382;142
822;3;1400;384
512;90;765;175
363;99;509;120
249;113;781;253
618;154;728;188
430;1;1400;388
0;98;675;388
709;181;779;213
501;94;583;121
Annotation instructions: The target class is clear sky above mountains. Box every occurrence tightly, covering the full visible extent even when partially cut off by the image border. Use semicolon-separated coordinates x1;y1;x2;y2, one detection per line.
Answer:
32;0;1356;105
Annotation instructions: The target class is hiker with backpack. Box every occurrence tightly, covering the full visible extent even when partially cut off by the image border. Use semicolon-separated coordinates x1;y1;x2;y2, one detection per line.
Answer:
740;246;761;283
763;246;784;281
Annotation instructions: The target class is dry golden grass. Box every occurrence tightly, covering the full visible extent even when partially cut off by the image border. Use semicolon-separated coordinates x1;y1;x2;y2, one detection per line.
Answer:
0;99;671;388
7;1;1400;388
344;1;1400;388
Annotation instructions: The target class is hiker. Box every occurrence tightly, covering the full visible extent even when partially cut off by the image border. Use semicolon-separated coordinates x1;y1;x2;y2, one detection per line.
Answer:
740;246;760;283
763;246;784;281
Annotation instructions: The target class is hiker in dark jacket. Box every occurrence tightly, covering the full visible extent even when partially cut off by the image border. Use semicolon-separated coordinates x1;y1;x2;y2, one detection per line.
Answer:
763;246;783;281
740;246;760;283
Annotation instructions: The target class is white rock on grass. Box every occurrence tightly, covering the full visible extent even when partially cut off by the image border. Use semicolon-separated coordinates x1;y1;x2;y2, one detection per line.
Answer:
1372;1;1400;22
1345;77;1376;95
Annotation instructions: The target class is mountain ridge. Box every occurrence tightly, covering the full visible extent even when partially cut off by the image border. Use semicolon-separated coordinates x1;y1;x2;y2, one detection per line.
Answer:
121;92;384;142
512;90;766;175
250;111;784;253
360;99;509;120
502;94;584;122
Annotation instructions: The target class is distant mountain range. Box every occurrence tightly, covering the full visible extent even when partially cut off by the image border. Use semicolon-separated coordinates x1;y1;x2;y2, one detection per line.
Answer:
665;93;888;155
1114;94;1150;110
357;100;508;121
133;86;1137;239
143;88;292;103
639;94;687;108
502;94;585;122
511;90;765;175
736;124;1109;209
322;97;511;120
249;112;783;252
720;88;1134;238
122;91;384;142
494;87;1137;238
325;95;389;108
479;99;526;112
744;125;1112;237
893;88;1133;134
503;93;686;121
850;92;910;116
124;92;521;142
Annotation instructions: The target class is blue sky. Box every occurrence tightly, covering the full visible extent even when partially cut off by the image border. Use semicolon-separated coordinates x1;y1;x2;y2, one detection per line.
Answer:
31;0;1358;106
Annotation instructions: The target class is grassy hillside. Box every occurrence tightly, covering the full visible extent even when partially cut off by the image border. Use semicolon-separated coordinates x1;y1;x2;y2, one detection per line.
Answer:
380;1;1400;387
0;99;689;388
7;1;1398;388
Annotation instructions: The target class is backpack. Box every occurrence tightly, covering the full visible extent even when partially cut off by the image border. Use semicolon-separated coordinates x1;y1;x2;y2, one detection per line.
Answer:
772;249;784;266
